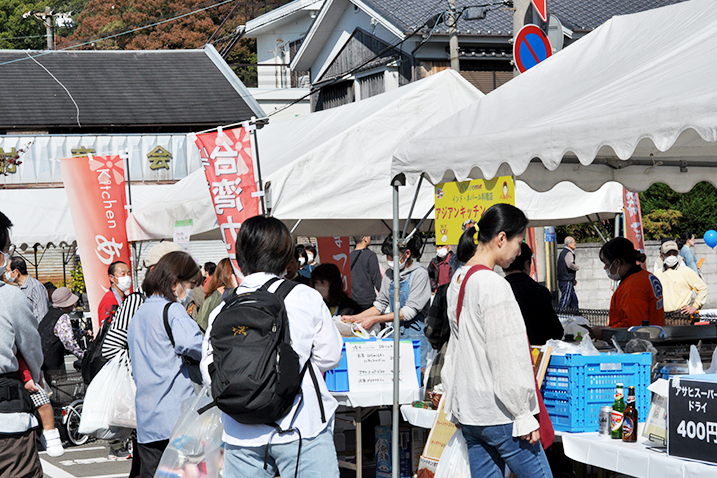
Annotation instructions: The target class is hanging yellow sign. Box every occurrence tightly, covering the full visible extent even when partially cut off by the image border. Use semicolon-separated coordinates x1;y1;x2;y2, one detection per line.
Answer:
434;176;515;245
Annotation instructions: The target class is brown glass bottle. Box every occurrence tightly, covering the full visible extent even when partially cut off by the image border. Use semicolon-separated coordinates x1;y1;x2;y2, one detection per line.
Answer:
622;386;638;442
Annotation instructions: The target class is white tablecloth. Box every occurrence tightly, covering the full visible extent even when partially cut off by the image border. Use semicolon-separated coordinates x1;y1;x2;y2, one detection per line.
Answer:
332;388;420;408
400;405;437;428
562;432;717;478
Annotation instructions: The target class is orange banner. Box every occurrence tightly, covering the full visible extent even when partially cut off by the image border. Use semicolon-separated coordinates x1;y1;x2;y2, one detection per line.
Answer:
317;237;352;295
193;127;259;276
60;155;131;330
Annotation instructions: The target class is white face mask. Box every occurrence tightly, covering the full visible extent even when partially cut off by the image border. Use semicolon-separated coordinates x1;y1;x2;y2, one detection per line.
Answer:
307;253;314;263
605;260;622;281
314;284;330;301
436;248;449;259
298;257;306;266
399;255;408;270
4;270;15;283
115;275;132;292
664;256;679;268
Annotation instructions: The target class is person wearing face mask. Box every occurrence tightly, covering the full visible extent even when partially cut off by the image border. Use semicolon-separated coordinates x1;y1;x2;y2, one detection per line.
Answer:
311;263;360;317
98;261;132;326
286;245;311;285
127;250;204;478
344;234;431;368
5;255;50;323
599;237;665;329
196;258;238;332
427;244;457;292
654;240;707;315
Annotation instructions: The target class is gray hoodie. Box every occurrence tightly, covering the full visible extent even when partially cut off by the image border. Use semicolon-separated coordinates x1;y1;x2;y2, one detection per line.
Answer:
0;281;43;433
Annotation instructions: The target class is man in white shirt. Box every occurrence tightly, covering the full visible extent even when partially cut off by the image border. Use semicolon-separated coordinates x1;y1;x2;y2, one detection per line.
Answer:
201;216;342;478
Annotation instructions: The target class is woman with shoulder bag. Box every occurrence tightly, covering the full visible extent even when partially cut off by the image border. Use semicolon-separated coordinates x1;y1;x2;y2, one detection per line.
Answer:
127;251;204;478
443;203;553;478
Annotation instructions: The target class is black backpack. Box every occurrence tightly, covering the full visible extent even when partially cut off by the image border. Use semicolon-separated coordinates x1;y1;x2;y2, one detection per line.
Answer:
81;305;116;384
201;277;325;427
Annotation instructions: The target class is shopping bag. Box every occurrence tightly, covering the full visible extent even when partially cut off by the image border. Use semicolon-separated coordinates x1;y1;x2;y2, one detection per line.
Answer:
106;352;137;428
78;351;133;440
155;385;224;478
434;428;470;478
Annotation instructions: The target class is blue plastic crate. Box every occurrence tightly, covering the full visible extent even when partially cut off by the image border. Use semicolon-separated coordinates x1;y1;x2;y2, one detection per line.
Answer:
541;353;651;433
325;338;421;393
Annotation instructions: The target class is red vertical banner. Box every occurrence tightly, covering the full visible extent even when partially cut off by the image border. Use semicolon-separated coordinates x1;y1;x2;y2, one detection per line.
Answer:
192;127;259;276
316;237;352;295
60;155;131;330
526;227;539;281
623;187;647;270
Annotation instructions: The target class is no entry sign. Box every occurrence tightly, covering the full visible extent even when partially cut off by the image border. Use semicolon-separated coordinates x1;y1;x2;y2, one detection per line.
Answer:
514;24;552;73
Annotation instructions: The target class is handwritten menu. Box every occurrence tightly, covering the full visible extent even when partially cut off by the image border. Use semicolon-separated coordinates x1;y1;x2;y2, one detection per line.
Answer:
345;340;419;393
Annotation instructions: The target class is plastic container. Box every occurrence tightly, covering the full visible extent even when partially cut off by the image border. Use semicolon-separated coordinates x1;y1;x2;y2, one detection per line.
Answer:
541;352;651;432
325;338;421;393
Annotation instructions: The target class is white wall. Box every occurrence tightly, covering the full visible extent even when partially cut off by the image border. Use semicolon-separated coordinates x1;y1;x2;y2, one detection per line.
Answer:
248;88;312;119
254;13;317;88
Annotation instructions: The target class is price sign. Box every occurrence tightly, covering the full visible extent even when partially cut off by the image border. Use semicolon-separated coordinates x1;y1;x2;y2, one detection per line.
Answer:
345;340;419;393
668;375;717;464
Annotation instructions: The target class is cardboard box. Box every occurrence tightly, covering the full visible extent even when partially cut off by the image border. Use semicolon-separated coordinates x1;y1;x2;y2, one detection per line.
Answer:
667;374;717;464
375;426;412;478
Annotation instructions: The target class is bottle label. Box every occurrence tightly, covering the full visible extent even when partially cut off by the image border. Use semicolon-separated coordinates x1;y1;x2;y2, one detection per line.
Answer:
612;411;624;432
623;417;634;435
627;396;635;404
615;391;624;401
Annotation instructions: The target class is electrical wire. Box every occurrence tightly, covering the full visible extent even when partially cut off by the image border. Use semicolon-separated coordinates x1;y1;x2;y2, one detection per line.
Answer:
25;51;81;127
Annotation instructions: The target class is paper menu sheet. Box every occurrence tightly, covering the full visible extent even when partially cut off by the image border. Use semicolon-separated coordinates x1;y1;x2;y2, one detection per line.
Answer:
345;340;419;393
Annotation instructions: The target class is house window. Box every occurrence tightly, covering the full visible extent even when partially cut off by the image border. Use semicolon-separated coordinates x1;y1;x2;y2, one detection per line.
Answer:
312;80;355;111
289;39;310;88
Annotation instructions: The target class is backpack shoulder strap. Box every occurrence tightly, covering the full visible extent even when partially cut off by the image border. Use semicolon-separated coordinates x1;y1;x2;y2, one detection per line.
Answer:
163;302;175;347
456;264;492;328
272;279;298;301
350;250;363;270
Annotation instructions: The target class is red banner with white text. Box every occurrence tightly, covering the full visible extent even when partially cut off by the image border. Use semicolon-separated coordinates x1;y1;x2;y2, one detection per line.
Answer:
193;127;259;276
317;237;352;294
60;155;131;330
623;188;646;270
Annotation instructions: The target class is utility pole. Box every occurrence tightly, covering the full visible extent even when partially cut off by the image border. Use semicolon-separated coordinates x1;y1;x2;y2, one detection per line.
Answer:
23;8;73;50
512;0;530;77
447;0;460;72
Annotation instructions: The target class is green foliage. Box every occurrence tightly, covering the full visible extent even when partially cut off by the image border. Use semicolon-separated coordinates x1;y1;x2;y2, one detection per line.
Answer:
0;0;81;49
639;182;717;239
642;209;683;240
69;262;85;295
228;38;257;87
557;220;615;244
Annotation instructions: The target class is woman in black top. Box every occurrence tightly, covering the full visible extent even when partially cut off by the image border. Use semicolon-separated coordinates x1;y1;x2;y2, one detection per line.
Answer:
502;243;564;345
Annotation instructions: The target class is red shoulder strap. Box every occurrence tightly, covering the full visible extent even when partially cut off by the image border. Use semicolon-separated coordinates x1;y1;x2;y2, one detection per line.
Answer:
456;264;492;328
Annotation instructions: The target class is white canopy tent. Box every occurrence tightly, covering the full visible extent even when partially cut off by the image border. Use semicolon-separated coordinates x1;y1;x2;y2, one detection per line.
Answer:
392;0;717;192
126;70;626;241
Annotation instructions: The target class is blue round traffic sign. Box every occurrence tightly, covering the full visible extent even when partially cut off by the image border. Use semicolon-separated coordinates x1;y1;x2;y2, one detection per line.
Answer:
514;24;552;73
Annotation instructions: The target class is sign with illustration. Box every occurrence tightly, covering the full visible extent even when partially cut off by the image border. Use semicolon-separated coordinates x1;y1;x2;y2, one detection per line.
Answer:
434;176;515;245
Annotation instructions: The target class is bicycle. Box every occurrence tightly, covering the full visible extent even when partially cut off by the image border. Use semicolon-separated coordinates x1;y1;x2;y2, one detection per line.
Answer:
46;367;89;446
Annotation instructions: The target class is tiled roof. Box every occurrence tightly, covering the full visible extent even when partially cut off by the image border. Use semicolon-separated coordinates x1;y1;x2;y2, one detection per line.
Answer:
362;0;689;36
0;47;260;130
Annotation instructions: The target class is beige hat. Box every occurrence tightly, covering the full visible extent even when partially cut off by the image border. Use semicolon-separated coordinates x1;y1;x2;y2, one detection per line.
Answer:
144;242;183;268
52;287;78;308
661;240;679;255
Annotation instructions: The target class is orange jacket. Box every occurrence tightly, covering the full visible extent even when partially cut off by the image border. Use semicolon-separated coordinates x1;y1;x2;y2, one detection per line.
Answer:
609;268;665;328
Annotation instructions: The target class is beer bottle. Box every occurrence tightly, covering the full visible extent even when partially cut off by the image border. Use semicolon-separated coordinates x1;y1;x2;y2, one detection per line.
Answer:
622;386;638;442
611;383;625;439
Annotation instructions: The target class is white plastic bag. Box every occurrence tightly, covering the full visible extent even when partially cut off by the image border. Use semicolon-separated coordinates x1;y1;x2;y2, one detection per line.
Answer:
435;428;471;478
106;352;137;428
155;386;224;478
79;351;134;438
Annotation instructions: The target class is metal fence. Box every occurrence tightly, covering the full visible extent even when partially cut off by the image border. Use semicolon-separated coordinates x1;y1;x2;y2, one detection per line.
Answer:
554;308;711;327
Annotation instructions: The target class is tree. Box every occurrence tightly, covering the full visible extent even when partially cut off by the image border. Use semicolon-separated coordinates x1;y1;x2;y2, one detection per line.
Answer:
639;181;717;239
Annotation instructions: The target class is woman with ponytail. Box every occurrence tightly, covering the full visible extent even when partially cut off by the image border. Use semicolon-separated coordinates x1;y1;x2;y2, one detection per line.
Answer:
443;204;552;478
599;237;665;328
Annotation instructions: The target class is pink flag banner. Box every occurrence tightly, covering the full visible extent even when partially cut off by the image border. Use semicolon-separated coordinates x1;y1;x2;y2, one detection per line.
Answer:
192;127;259;275
623;187;647;270
60;155;131;330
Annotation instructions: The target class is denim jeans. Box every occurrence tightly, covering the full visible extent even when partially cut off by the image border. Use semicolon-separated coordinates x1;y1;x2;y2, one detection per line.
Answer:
223;425;339;478
461;422;553;478
400;319;429;370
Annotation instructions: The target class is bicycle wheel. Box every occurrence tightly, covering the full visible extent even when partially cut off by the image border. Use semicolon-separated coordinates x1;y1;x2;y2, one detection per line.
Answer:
65;400;89;446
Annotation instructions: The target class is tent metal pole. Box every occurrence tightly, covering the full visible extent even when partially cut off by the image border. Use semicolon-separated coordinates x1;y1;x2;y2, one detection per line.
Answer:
403;205;435;244
586;215;608;243
391;179;401;478
401;175;424;239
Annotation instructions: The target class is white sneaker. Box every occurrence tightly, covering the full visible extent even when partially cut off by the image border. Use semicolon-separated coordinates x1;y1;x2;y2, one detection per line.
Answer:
43;428;65;457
